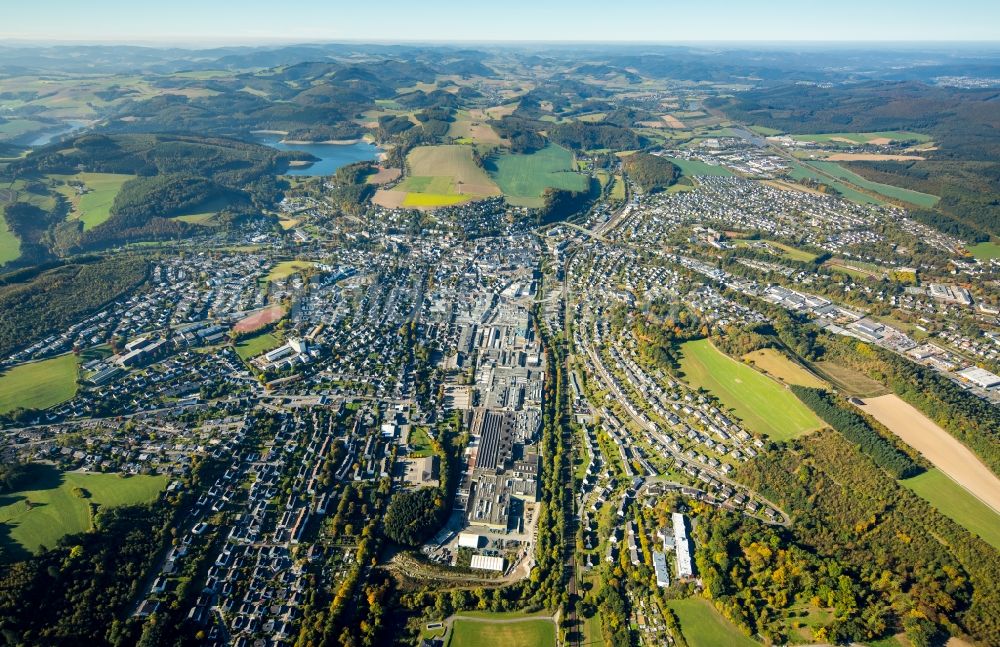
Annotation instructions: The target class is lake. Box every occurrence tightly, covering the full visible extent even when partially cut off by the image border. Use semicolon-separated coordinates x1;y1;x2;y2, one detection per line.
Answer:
28;120;90;147
256;135;382;176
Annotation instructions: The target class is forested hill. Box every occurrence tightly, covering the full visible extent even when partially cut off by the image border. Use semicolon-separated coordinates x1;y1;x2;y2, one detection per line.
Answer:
710;81;1000;240
4;133;312;255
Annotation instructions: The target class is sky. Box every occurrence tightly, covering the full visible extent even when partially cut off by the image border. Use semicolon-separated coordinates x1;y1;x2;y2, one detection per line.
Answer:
2;0;999;44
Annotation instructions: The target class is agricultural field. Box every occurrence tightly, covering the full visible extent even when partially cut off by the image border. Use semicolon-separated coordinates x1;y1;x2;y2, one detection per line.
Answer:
748;125;783;136
784;160;883;206
266;260;315;282
447;618;555;647
235;331;282;361
448;109;505;145
53;172;134;231
789;131;931;145
742;349;827;388
900;468;1000;550
666;598;760;647
0;353;79;414
664;157;734;177
810;361;889;398
487;144;588;207
858;395;1000;515
809;161;939;208
678;339;824;442
0;465;167;557
967;241;1000;261
373;145;500;209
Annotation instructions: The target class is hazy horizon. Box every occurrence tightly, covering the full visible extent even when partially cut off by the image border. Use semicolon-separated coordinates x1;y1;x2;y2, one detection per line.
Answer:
3;0;999;44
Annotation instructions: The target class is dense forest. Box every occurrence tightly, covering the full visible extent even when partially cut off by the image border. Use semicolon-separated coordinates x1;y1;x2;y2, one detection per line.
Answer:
548;121;643;152
620;153;680;193
3;133;307;252
383;486;445;546
791;386;922;478
729;430;1000;646
0;502;173;645
0;255;147;361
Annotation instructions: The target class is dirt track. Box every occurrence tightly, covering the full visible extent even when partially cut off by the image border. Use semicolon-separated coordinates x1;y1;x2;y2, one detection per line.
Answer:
859;395;1000;514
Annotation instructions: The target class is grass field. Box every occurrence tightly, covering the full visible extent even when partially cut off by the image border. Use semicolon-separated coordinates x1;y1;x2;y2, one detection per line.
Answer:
0;464;167;557
749;125;783;136
810;361;889;398
0;208;20;265
0;354;79;414
742;349;827;388
809;161;939;208
266;260;315;282
678;339;823;442
667;598;760;647
665;157;734;177
900;469;1000;550
968;241;1000;261
448;618;555;647
790;131;931;145
54;172;134;231
486;144;588;208
235;332;282;361
733;238;817;263
610;174;626;200
406;427;435;457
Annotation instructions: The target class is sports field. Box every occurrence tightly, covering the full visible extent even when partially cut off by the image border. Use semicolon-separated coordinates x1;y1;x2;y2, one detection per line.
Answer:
54;172;134;231
859;395;1000;515
487;144;589;207
665;157;734;177
678;339;823;442
901;468;1000;550
0;465;167;556
667;598;760;647
233;305;285;333
235;331;282;361
968;241;1000;261
0;353;79;414
448;618;555;647
266;260;315;282
809;161;939;208
742;349;827;388
374;145;501;209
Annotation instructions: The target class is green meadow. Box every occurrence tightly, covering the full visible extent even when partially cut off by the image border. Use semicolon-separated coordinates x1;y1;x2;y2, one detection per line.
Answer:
0;354;79;414
900;468;1000;550
0;465;167;557
487;144;588;208
667;598;760;647
678;339;823;442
